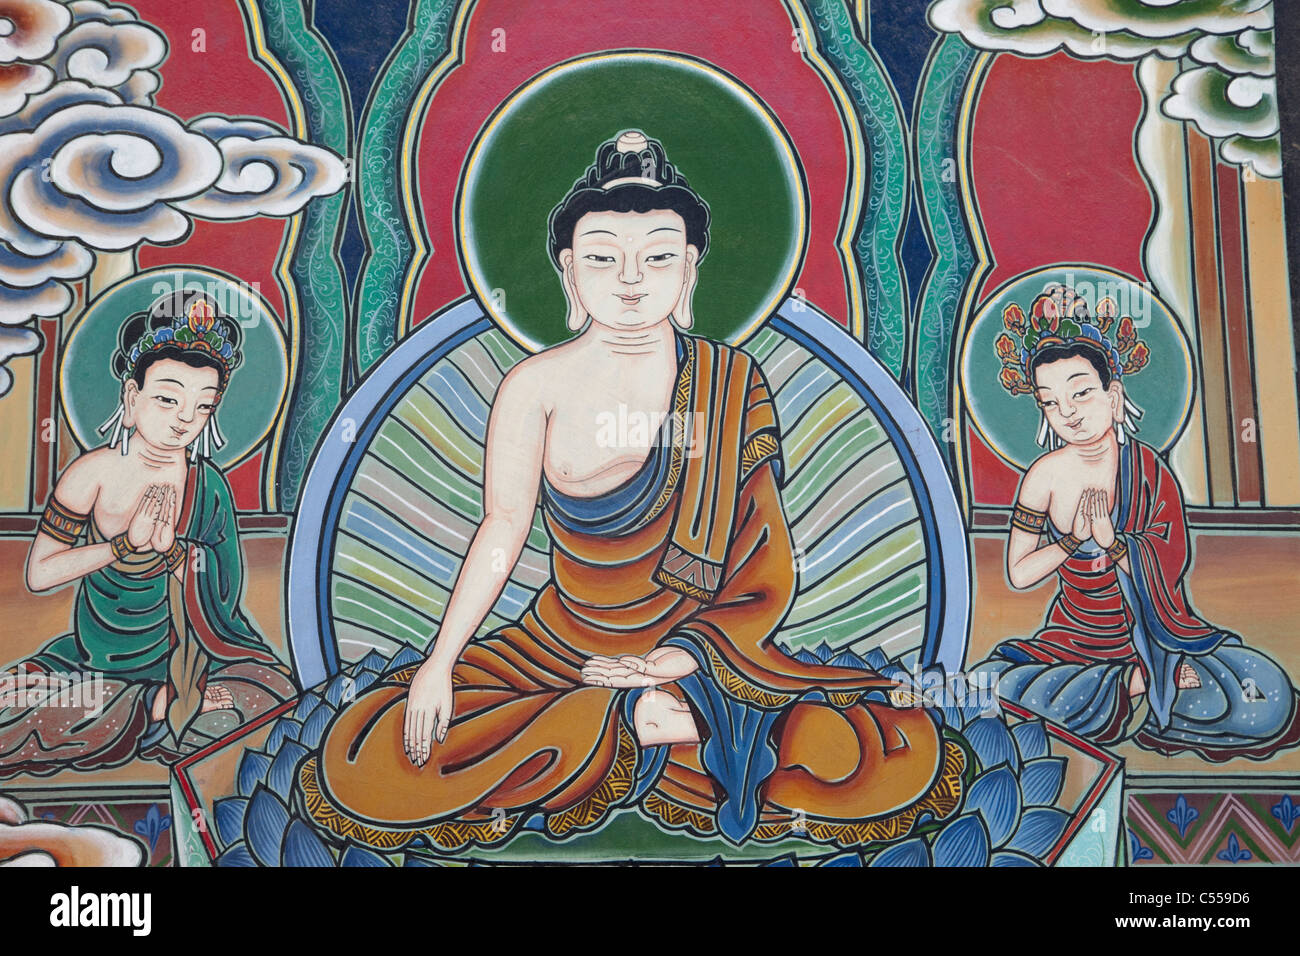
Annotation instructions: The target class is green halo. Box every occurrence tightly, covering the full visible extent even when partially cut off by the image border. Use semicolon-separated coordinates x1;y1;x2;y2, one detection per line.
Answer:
959;265;1195;471
456;51;807;352
60;267;288;469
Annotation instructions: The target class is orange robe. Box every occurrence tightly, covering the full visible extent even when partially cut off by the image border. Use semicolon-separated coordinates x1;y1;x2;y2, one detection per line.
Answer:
301;335;963;850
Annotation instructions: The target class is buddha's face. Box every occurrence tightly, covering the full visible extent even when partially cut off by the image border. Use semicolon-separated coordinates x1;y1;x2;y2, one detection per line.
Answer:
123;357;221;453
1032;354;1121;446
561;209;697;333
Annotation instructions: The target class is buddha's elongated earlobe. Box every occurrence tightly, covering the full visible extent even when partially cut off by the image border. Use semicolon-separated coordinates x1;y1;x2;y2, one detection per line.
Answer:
560;256;588;332
670;248;699;331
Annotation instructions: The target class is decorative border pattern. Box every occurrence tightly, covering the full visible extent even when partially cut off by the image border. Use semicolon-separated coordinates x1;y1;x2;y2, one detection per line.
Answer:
912;33;983;460
352;0;463;373
794;0;911;379
248;0;353;511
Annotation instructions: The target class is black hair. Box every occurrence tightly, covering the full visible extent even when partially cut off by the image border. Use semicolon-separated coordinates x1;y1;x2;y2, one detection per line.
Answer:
111;290;243;391
1029;340;1113;391
547;133;710;269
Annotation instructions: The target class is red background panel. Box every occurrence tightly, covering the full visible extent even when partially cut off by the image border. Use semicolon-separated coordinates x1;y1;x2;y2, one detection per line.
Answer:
967;53;1152;504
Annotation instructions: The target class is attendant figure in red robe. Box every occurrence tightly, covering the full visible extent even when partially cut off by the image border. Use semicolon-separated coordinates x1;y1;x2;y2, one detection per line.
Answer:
975;285;1300;760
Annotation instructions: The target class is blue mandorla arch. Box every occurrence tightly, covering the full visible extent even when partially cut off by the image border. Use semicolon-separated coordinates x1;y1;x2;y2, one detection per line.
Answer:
286;296;971;691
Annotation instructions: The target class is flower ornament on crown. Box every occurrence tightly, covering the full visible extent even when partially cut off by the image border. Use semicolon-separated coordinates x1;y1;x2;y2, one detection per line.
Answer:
995;283;1151;397
102;295;239;460
123;298;238;395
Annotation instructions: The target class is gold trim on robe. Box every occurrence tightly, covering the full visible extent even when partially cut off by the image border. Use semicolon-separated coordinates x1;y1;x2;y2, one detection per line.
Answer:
306;333;961;851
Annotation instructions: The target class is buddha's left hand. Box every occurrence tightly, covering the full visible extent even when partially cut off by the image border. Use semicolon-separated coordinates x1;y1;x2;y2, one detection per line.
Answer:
581;647;698;688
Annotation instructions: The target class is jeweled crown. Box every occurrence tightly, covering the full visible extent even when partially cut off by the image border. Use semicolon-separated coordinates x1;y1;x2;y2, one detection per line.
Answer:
125;298;237;386
995;283;1150;396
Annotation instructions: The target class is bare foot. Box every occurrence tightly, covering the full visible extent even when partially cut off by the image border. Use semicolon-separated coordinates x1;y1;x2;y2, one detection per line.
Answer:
150;686;168;722
201;685;235;713
1177;661;1201;690
1128;666;1146;701
633;690;700;746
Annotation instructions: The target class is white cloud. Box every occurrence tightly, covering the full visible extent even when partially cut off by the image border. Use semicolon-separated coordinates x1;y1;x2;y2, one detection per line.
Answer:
0;0;69;65
178;116;347;219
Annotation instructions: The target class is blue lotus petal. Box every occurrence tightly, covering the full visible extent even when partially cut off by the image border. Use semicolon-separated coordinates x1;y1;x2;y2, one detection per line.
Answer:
933;813;991;867
267;741;309;800
294;692;324;721
819;851;864;866
403;855;441;867
523;813;545;831
1021;757;1067;807
265;717;301;752
964;716;1021;773
878;664;910;682
352;670;378;695
325;673;355;707
281;819;336;867
213;797;248;847
792;649;821;666
387;645;423;670
1005;807;1070;860
827;650;869;671
942;704;965;729
1011;719;1051;761
357;650;389;674
895;649;921;672
300;704;334;748
236;750;272;797
216;842;257;867
991;850;1043;867
869;837;932;867
340;843;393;867
863;648;891;672
761;854;798;867
812;641;834;663
244;786;290;867
966;764;1023;847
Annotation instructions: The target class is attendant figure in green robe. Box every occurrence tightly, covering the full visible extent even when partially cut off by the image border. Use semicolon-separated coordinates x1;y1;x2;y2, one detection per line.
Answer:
0;290;294;778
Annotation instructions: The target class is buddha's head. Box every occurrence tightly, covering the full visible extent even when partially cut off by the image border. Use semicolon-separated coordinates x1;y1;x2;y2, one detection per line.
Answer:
548;130;710;335
106;290;242;458
1029;341;1124;448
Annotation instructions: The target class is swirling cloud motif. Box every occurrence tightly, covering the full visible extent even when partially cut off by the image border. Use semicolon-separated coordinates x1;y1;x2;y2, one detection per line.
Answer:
177;116;349;219
1;103;223;250
928;0;1194;60
1189;28;1272;77
0;77;117;133
50;1;165;105
0;0;69;65
0;4;347;396
0;60;51;115
927;0;1280;177
1040;0;1272;39
0;323;41;394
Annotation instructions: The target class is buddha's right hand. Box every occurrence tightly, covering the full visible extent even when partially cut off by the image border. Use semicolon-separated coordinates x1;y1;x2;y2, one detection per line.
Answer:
403;659;454;767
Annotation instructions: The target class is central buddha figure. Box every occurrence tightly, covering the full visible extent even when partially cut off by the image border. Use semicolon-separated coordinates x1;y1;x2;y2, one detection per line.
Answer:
302;131;964;849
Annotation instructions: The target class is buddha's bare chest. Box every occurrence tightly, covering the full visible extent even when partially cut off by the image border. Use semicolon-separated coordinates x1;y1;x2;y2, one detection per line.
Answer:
543;388;673;495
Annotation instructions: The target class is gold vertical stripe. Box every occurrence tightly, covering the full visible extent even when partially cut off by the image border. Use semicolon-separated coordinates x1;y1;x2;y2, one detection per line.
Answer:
1243;175;1300;505
0;355;35;510
1187;131;1235;505
1139;57;1208;505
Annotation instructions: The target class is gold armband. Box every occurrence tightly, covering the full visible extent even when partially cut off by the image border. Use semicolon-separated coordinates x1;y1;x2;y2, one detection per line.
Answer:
1105;537;1128;564
1010;504;1047;534
39;498;88;545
